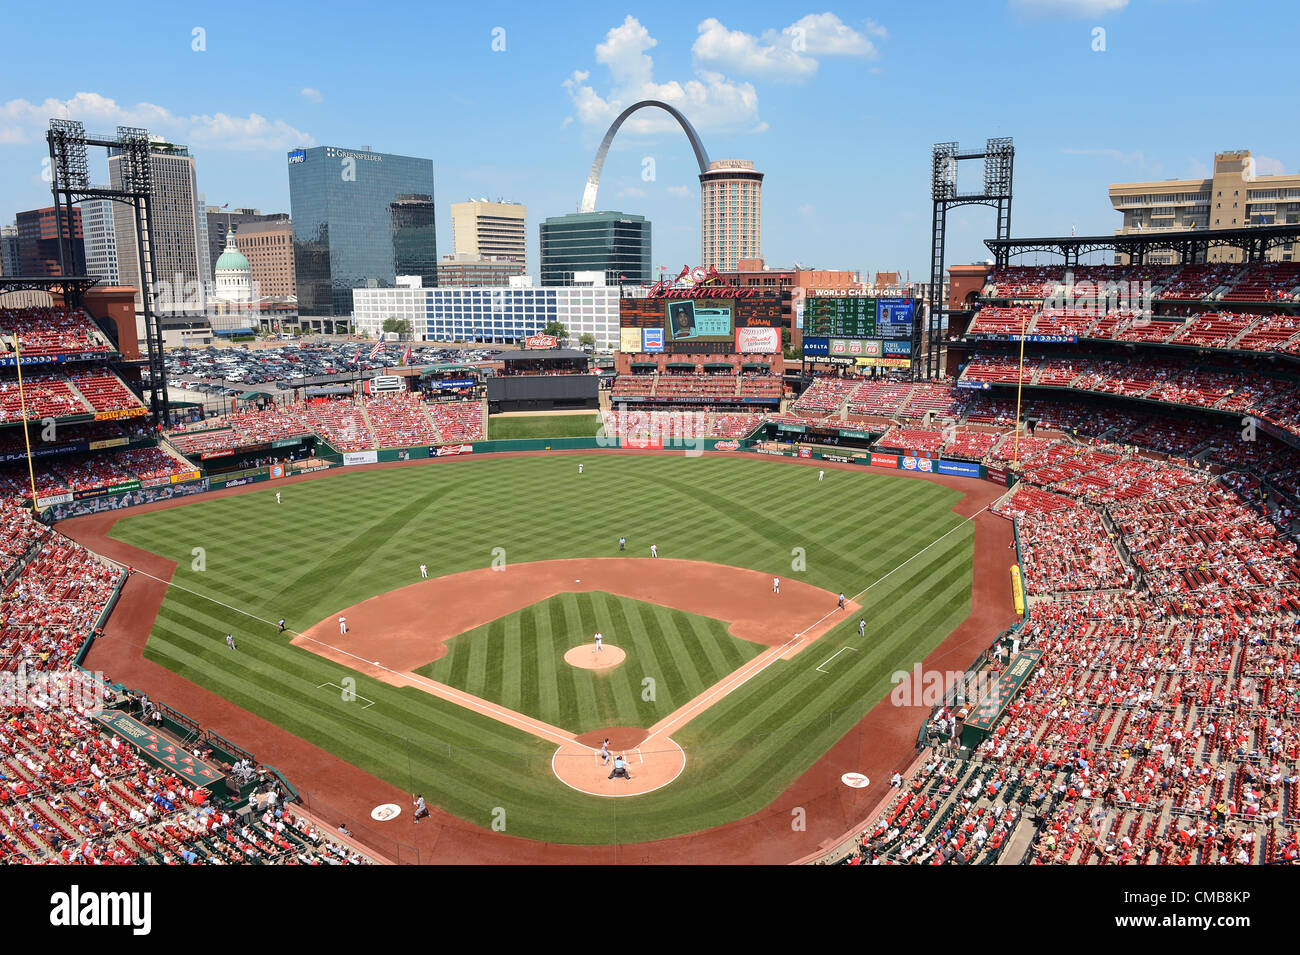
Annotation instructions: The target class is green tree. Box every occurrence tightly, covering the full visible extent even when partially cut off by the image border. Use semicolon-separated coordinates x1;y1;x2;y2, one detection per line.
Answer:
382;317;413;336
543;320;568;340
578;332;596;350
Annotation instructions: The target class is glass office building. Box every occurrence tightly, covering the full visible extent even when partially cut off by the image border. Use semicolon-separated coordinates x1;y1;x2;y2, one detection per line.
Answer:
539;211;650;286
287;146;437;316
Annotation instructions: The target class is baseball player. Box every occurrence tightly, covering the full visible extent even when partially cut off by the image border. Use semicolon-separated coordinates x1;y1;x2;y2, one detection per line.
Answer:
419;563;428;579
773;576;780;594
838;593;846;610
578;463;584;474
859;618;867;638
278;618;286;634
599;738;611;766
226;633;237;651
618;536;626;552
650;543;658;558
594;631;603;652
276;491;281;504
818;469;825;482
339;615;348;634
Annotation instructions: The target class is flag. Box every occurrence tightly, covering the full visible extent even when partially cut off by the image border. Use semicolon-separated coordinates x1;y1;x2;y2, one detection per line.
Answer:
402;346;412;366
353;348;361;365
368;340;384;360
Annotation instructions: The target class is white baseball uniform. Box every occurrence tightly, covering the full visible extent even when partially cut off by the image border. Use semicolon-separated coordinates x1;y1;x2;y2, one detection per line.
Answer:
594;632;603;651
420;564;428;578
339;616;347;634
773;577;780;593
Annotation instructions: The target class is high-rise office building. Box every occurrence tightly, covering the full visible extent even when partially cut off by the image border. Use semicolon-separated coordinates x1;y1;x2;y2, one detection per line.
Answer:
450;200;526;264
15;206;84;276
390;193;438;289
0;225;18;277
1110;150;1300;263
233;219;296;299
539;211;650;286
287;144;437;316
109;138;209;309
79;198;119;286
205;206;290;278
700;159;763;272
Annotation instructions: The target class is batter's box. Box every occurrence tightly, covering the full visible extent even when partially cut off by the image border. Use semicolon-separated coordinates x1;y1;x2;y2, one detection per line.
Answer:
317;681;376;709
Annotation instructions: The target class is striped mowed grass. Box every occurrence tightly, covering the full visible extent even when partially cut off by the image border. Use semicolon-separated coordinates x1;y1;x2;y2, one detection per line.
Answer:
108;454;975;844
414;591;762;733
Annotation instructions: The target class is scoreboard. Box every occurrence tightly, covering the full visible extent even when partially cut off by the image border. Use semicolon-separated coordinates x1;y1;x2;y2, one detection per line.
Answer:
805;297;876;338
805;296;917;341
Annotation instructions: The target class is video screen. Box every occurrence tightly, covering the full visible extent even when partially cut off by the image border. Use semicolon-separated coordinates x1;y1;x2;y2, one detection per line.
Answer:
665;299;734;342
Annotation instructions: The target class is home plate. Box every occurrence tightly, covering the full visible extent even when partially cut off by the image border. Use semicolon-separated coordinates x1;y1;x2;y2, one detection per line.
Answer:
841;772;870;789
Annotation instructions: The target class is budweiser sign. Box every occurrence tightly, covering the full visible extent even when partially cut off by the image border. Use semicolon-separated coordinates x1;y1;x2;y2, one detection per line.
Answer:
524;334;559;349
646;282;761;299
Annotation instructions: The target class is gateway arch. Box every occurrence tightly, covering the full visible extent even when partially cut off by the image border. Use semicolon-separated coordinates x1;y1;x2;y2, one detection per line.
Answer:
579;100;710;213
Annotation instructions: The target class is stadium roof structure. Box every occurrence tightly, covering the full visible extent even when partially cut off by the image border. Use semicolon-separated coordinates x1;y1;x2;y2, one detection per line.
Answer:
495;348;590;361
0;274;100;303
984;223;1300;267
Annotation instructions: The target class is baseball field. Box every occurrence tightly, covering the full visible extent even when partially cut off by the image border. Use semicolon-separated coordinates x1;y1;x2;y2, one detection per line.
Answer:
101;453;977;845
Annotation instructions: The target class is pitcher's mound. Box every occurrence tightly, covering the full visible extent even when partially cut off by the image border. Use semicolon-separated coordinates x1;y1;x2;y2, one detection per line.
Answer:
564;643;626;670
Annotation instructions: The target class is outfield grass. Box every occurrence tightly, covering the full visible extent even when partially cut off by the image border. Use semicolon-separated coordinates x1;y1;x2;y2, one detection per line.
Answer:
487;413;601;440
109;454;975;844
415;591;762;733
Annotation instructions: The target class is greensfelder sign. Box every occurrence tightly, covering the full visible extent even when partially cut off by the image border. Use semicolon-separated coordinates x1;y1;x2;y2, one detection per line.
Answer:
777;424;806;433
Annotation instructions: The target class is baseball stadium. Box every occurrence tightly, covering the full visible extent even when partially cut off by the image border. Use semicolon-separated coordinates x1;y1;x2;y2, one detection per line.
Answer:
0;21;1295;884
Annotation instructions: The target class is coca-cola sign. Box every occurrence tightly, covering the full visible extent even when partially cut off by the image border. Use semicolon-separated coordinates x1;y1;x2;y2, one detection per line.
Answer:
524;334;559;349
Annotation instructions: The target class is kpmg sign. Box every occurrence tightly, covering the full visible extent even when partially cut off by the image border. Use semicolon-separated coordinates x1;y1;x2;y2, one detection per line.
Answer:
287;149;306;164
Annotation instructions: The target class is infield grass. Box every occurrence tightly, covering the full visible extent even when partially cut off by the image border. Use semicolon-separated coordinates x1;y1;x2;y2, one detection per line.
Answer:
108;454;976;845
415;591;762;733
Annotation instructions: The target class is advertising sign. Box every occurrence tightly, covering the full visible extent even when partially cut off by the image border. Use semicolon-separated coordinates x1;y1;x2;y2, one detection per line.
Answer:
902;456;935;473
876;298;916;340
524;334;559;349
801;337;829;356
714;440;740;451
937;460;981;478
986;466;1009;486
882;339;913;357
620;328;643;353
343;450;379;466
735;327;780;353
642;328;665;353
870;453;899;468
435;444;473;456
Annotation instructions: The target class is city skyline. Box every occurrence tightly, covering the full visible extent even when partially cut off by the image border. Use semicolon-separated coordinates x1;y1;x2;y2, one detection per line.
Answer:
0;1;1297;283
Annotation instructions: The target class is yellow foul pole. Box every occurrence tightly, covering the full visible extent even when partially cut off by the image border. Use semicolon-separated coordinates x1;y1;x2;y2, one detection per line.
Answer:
1013;306;1028;468
12;330;39;508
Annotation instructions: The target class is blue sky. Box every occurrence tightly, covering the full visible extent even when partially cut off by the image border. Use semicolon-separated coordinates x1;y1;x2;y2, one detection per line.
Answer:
1;0;1294;280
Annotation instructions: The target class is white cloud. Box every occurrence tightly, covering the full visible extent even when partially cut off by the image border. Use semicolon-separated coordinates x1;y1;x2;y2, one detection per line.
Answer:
1255;156;1286;176
750;121;770;134
560;116;574;129
667;185;689;196
300;88;323;104
1009;0;1128;17
1060;147;1147;165
616;186;647;198
0;92;313;151
692;14;882;82
563;16;761;132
